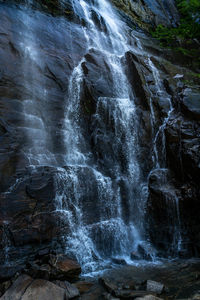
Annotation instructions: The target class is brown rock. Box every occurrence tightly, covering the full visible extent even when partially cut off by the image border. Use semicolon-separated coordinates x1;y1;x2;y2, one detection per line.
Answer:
1;274;33;300
49;254;81;280
75;281;94;294
53;280;80;299
21;279;67;300
99;277;118;294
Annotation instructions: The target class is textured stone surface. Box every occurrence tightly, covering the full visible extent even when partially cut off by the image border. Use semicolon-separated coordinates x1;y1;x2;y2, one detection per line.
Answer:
21;279;67;300
53;280;80;299
49;254;81;280
111;0;179;29
1;275;33;300
146;280;164;294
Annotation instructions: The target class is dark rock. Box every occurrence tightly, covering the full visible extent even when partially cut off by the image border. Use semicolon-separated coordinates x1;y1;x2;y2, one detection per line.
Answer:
75;281;94;294
146;168;182;255
1;274;33;300
130;245;153;261
103;293;120;300
135;296;162;300
99;277;150;299
0;265;23;282
0;280;12;297
115;290;150;299
124;51;150;110
99;277;118;295
112;258;127;265
181;89;200;120
53;280;80;299
137;245;153;261
130;251;140;261
26;262;52;280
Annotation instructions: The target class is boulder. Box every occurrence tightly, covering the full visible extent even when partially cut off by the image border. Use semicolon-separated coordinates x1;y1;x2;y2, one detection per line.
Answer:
53;280;80;299
146;280;164;295
1;274;33;300
21;279;67;300
49;254;81;280
26;262;52;280
75;281;94;294
99;278;118;295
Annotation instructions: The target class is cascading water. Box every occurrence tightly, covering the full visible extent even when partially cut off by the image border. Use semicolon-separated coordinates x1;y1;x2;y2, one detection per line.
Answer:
147;58;183;254
19;2;53;166
1;0;183;273
50;0;153;272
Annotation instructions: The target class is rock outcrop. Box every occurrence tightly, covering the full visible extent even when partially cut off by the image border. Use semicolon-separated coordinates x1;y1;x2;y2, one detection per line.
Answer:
0;0;199;285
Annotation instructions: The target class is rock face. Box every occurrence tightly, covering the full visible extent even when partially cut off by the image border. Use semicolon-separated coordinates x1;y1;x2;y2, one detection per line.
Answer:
0;0;199;280
111;0;179;29
147;85;200;257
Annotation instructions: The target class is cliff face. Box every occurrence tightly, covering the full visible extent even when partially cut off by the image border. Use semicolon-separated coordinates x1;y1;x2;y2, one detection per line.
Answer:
0;0;199;278
111;0;179;30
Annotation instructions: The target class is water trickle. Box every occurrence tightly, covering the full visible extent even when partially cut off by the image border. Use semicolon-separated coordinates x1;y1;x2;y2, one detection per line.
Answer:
147;58;183;254
19;1;55;167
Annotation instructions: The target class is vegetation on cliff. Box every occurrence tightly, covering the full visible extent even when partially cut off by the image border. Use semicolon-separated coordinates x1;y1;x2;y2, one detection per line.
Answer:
151;0;200;71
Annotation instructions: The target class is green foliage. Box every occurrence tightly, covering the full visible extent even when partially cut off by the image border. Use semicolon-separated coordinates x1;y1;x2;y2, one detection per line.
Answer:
151;0;200;69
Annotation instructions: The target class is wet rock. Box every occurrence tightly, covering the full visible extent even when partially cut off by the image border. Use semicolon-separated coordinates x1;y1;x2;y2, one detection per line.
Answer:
130;251;140;260
124;51;149;110
99;277;150;299
137;245;152;261
26;262;52;280
81;283;105;300
130;244;153;261
53;280;80;299
146;280;164;295
75;281;94;294
181;89;200;120
112;258;127;265
115;290;150;299
99;277;118;295
49;254;81;281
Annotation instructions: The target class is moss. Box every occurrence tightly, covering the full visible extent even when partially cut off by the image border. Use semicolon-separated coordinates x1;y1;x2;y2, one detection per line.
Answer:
151;0;200;71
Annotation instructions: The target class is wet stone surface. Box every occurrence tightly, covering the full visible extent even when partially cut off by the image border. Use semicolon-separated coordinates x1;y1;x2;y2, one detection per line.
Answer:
0;258;200;299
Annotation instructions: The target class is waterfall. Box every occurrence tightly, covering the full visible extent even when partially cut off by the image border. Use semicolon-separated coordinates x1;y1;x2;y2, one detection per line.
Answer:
1;0;183;272
19;1;57;167
147;58;183;254
49;0;153;272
